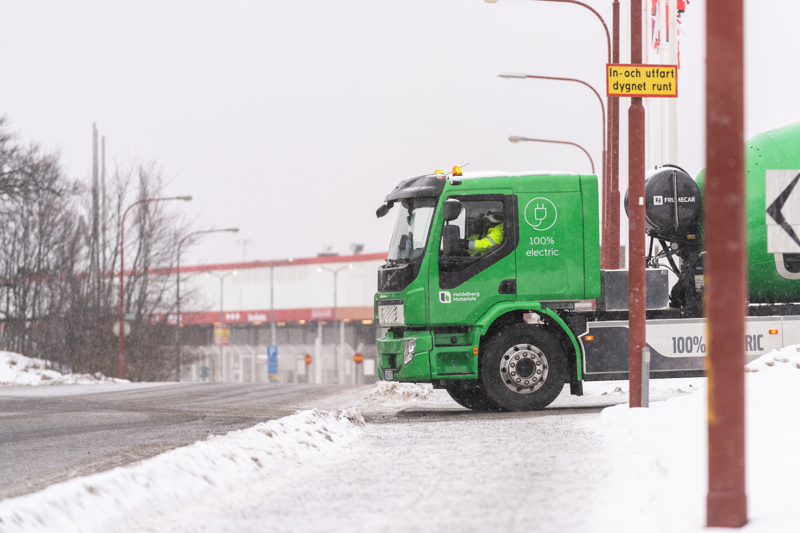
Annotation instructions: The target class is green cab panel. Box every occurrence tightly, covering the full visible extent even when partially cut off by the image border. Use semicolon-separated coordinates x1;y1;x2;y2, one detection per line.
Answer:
515;175;598;300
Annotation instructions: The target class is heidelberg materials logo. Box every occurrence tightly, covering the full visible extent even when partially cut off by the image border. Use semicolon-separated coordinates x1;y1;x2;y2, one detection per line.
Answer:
439;291;452;304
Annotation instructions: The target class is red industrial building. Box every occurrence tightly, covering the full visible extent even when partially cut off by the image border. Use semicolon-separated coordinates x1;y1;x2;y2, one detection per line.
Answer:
170;252;385;384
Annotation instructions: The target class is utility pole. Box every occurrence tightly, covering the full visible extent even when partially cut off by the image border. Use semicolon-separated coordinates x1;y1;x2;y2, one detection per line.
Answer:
91;124;101;301
705;0;747;526
609;0;621;269
101;135;107;277
627;0;646;408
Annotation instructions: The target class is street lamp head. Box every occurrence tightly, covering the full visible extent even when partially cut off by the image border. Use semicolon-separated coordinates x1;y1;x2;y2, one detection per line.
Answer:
498;72;528;79
508;136;527;144
484;0;499;3
226;228;240;233
177;196;193;201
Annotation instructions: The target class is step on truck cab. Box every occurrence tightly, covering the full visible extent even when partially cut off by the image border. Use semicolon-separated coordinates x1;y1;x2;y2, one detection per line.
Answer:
374;167;601;411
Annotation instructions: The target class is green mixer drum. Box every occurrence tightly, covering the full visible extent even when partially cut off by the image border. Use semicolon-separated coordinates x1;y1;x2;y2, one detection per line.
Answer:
696;121;800;303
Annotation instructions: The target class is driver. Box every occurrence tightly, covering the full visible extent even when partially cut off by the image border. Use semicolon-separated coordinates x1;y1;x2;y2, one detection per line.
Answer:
465;211;504;256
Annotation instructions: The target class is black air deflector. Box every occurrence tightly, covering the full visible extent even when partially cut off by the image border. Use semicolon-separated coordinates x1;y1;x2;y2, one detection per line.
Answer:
385;174;446;202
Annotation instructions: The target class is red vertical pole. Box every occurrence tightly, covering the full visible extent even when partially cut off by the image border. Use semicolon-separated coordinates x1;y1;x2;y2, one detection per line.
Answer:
608;0;621;269
706;0;748;526
628;0;645;408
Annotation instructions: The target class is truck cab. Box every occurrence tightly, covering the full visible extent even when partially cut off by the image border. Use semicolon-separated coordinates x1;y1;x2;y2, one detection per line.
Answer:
374;168;600;411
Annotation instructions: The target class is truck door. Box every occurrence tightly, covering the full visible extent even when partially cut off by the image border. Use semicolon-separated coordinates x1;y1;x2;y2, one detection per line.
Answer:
429;194;518;326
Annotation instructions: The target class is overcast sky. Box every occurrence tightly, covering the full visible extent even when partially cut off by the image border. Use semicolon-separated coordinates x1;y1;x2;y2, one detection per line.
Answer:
1;1;798;266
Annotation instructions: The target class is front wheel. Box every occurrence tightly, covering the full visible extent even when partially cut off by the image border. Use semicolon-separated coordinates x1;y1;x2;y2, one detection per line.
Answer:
444;380;505;412
481;324;567;411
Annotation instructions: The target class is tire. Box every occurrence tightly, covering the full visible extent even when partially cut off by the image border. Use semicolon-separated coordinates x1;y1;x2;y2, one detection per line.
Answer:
444;380;505;412
480;324;568;411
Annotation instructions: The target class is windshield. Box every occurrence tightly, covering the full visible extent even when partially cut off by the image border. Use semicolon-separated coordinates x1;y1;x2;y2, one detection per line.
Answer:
387;197;438;262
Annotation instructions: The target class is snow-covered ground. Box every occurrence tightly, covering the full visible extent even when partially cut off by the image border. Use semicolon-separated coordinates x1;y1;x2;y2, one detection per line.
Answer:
0;346;798;533
0;351;128;386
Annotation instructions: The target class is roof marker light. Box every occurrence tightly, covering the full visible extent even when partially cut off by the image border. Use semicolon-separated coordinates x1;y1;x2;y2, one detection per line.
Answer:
584;335;595;341
769;329;778;335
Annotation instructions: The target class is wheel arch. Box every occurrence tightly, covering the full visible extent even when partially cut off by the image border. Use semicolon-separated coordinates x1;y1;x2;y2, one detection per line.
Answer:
476;302;583;381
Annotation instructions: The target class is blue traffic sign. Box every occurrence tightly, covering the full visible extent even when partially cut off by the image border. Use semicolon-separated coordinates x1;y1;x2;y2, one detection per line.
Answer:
267;345;279;381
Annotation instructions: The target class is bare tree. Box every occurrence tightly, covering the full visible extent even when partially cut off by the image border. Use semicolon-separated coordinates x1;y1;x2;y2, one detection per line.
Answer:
0;119;195;381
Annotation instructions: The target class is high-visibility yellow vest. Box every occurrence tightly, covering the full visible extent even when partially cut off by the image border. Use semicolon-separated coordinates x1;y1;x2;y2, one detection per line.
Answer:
468;223;504;255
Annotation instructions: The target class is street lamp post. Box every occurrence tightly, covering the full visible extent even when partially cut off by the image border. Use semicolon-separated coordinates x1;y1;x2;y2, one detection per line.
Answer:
488;0;620;269
118;195;191;380
316;263;353;384
508;136;595;174
175;228;239;382
499;71;608;265
205;270;238;382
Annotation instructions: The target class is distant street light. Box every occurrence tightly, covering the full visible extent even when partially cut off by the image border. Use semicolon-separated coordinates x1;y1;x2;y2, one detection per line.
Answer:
175;228;239;382
118;195;192;380
269;257;294;348
316;263;353;384
508;136;595;174
205;270;238;382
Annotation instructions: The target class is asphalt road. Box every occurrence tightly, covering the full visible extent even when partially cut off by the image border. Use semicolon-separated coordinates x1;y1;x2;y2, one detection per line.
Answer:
0;382;368;500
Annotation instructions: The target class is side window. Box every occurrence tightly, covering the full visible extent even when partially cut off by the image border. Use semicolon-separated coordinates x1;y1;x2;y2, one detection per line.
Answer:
439;194;517;289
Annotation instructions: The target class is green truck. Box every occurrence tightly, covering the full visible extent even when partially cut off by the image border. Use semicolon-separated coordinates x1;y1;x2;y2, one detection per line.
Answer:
374;122;800;411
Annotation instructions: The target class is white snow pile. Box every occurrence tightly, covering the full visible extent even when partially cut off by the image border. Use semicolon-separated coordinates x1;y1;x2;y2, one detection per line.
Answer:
594;344;800;532
0;408;365;533
585;377;701;397
745;343;800;372
0;351;128;386
366;381;435;401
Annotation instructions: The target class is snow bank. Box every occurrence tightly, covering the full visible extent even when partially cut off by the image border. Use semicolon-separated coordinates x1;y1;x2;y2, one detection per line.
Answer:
358;381;464;412
584;377;702;397
366;381;435;401
745;343;800;372
0;351;127;386
0;408;365;533
594;344;800;532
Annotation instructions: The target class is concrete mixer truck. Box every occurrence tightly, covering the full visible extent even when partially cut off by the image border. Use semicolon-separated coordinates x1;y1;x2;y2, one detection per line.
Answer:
373;122;800;411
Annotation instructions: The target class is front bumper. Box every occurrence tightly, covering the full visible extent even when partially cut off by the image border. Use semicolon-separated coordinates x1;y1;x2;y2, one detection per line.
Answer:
377;330;480;382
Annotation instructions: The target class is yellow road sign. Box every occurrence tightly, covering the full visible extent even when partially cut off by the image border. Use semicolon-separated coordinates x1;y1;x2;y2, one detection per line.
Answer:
607;64;678;98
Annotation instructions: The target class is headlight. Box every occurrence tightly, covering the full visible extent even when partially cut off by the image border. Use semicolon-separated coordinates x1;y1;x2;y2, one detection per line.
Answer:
403;337;417;365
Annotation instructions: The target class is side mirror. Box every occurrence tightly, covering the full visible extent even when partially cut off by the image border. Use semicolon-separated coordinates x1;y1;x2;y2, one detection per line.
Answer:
442;225;461;255
443;199;463;222
376;201;395;218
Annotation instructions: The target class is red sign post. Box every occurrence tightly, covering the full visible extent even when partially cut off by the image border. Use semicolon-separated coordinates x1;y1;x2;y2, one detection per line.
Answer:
353;353;364;364
304;354;312;366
